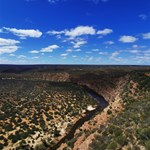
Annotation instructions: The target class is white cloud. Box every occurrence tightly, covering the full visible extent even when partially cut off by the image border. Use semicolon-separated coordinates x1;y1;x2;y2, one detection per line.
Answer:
133;55;150;63
99;51;107;55
132;44;138;48
65;26;96;38
0;46;19;55
0;38;20;55
40;45;59;52
142;32;150;39
97;28;113;35
0;38;20;46
47;26;113;40
29;45;59;54
109;51;124;62
104;41;114;45
47;26;96;38
47;30;65;35
3;27;42;39
17;55;26;59
129;50;141;54
47;26;114;49
66;49;73;52
31;56;39;59
139;14;147;20
29;50;39;54
60;53;68;57
72;40;87;48
119;35;138;43
9;54;16;57
132;44;147;49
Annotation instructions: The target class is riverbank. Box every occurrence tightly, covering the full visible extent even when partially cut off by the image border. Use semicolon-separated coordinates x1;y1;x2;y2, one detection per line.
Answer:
49;85;108;150
72;78;126;150
58;78;126;150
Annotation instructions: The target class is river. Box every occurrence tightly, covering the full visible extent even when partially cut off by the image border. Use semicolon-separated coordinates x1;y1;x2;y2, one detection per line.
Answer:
49;85;109;150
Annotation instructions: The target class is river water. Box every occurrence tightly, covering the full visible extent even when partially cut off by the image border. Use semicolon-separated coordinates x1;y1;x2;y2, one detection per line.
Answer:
49;85;109;150
83;85;109;109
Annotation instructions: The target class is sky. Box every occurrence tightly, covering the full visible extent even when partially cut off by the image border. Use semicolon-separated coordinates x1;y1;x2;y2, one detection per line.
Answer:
0;0;150;65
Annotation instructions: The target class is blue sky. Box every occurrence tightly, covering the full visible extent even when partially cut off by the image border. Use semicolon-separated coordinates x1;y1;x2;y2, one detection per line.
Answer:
0;0;150;65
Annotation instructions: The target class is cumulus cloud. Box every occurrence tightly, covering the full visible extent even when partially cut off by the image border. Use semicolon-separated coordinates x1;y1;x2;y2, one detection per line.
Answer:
47;26;96;38
72;40;87;48
142;32;150;39
29;45;59;54
129;50;141;54
132;44;138;48
119;35;138;43
47;26;113;50
3;27;42;39
29;50;39;54
0;46;19;55
47;30;65;35
47;26;113;40
0;38;20;46
60;53;68;57
109;51;124;62
0;38;20;54
66;49;73;52
65;26;96;38
99;51;107;55
97;28;113;35
40;45;59;52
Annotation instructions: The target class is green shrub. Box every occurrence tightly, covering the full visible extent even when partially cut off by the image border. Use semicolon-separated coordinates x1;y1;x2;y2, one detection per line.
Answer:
116;135;128;146
145;140;150;150
107;141;117;150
